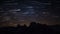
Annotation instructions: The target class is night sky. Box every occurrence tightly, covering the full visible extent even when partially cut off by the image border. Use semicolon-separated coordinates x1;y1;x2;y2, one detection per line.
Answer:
0;0;60;26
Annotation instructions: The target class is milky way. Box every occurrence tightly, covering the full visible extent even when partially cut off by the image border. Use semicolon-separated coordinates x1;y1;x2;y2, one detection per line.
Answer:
0;0;60;26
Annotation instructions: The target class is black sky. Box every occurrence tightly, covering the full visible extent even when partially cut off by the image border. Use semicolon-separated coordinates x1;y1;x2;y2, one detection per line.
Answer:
0;0;60;26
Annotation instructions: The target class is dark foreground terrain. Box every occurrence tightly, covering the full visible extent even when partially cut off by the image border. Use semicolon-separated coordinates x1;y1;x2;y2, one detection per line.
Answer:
0;22;60;34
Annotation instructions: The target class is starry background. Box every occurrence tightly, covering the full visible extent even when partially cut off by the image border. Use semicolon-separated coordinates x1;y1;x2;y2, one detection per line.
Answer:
0;0;60;27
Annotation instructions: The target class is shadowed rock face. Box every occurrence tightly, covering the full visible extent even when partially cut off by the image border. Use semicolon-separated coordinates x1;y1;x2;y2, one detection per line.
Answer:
0;22;59;34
